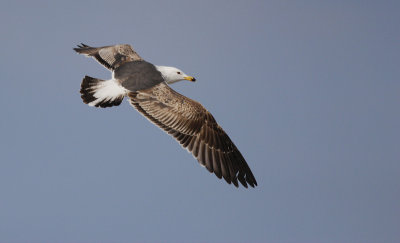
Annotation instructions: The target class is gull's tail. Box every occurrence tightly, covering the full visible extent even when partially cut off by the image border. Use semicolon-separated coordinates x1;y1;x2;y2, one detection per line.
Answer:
80;76;126;108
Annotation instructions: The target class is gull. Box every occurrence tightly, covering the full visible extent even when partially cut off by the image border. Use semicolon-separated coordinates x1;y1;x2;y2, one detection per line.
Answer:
74;43;257;188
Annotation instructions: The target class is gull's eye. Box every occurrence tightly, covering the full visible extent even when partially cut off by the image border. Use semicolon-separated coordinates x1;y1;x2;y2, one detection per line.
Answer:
177;71;181;74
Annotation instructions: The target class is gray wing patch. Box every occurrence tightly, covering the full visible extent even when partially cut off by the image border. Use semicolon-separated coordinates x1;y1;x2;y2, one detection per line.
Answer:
116;61;165;92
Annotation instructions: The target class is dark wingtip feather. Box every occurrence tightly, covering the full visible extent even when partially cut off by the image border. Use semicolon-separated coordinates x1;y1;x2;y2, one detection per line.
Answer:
73;43;93;54
232;179;239;187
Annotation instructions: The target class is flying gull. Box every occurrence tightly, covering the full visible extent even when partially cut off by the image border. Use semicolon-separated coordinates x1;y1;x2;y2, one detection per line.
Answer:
73;43;257;188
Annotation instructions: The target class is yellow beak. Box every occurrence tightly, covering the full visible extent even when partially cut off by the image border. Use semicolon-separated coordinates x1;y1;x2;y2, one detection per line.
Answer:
184;76;196;82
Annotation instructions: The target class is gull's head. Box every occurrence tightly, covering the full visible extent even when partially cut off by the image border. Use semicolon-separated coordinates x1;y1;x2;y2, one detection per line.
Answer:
155;66;196;84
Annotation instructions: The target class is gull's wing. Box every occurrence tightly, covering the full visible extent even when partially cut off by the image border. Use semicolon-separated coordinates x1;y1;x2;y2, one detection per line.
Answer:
128;82;257;188
73;43;143;70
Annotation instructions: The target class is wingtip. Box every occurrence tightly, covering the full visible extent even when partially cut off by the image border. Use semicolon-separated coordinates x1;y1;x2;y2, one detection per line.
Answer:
73;43;90;52
232;178;239;187
77;43;88;47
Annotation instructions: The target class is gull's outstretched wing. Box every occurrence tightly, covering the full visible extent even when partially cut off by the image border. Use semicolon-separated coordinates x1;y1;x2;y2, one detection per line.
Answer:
128;82;257;188
73;43;143;70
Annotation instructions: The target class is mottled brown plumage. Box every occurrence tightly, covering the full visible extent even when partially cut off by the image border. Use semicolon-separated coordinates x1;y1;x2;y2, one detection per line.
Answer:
128;82;257;188
74;43;143;70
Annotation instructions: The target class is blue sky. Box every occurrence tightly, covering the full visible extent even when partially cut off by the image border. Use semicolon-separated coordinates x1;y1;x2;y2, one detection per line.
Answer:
1;0;399;242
